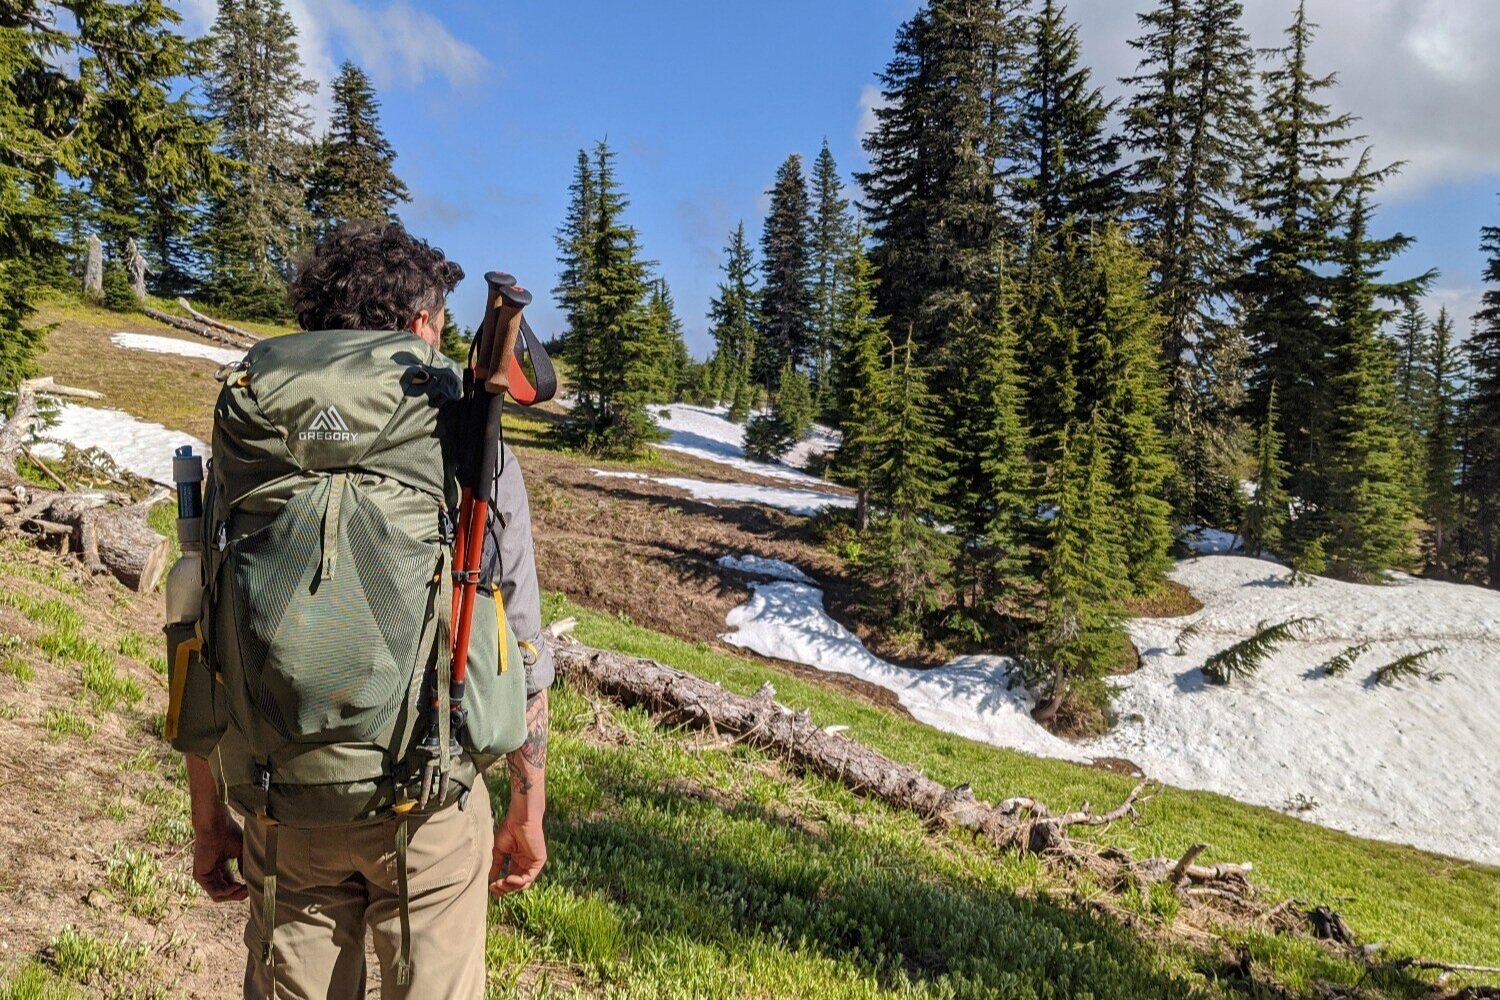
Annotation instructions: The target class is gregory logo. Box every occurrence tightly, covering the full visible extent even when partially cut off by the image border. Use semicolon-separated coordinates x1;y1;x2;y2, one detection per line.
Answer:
300;406;358;442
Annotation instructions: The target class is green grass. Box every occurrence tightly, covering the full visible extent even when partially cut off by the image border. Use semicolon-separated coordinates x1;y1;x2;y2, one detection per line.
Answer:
542;594;1500;972
42;706;94;741
115;631;150;661
104;847;188;921
0;960;83;1000
1;655;34;684
483;680;1432;999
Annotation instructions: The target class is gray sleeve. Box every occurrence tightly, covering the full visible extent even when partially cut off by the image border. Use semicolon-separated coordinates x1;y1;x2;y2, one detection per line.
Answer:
482;443;554;695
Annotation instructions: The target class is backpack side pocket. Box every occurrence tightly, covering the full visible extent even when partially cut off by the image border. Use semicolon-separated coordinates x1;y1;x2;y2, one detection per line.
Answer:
164;620;226;755
460;589;527;772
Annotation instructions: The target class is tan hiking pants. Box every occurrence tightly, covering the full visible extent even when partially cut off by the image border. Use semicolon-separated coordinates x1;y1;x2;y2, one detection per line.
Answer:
240;790;492;999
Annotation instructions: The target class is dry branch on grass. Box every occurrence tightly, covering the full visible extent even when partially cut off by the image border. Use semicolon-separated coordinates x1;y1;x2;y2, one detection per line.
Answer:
140;304;254;350
175;298;263;345
0;379;169;592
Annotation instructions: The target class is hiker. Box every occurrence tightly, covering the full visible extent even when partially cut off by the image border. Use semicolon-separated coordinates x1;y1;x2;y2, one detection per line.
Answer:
174;223;553;999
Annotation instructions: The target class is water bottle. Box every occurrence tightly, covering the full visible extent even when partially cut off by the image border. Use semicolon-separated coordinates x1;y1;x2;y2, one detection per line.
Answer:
165;445;205;625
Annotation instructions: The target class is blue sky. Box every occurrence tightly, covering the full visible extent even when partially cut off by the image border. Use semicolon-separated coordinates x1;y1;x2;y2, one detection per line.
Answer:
178;0;1500;357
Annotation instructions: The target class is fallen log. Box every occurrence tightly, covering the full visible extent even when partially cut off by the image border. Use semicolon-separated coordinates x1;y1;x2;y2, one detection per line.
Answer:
140;305;251;350
1;380;170;591
176;297;263;343
550;631;1248;890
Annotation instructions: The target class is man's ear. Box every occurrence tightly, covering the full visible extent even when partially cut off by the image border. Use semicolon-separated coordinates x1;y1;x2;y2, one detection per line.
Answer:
407;309;431;335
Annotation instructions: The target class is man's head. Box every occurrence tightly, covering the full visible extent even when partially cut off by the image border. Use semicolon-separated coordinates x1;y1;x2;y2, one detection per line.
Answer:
290;223;464;347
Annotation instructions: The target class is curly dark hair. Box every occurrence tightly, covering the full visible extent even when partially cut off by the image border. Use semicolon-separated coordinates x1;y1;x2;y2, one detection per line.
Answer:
290;222;464;332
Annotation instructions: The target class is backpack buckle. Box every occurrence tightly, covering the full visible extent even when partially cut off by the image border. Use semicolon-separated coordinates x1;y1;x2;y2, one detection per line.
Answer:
452;569;482;585
438;508;455;545
253;762;271;793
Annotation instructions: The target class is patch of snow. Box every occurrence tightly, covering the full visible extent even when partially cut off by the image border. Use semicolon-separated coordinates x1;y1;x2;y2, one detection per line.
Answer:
111;332;244;366
650;404;839;485
717;553;816;584
721;578;1088;762
719;551;1500;864
34;402;207;485
590;468;853;517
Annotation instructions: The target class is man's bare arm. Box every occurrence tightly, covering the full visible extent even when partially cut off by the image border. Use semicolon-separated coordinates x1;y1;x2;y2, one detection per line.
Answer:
185;754;247;902
490;689;548;896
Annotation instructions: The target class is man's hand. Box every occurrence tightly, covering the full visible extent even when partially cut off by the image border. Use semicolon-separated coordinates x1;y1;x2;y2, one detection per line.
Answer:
489;689;548;897
186;754;247;902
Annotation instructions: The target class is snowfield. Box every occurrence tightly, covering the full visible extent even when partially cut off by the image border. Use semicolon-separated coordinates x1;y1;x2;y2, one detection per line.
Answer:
651;404;839;484
720;552;1500;865
591;469;854;517
32;403;207;485
110;332;244;366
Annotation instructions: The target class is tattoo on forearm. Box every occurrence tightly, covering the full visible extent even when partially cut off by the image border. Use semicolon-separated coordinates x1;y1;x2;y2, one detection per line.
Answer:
507;690;548;796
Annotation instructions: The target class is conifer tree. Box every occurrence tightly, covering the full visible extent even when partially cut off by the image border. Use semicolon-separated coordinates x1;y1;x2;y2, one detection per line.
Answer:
439;310;470;364
1013;0;1125;236
1423;308;1461;571
1;1;218;391
1463;204;1500;587
706;222;758;406
743;361;813;463
1242;385;1288;558
757;153;814;384
201;0;317;318
828;235;889;530
943;259;1033;628
1122;0;1259;521
859;0;1024;355
640;278;689;401
560;141;660;456
306;61;410;234
1031;407;1125;722
1324;182;1426;580
1086;228;1175;590
861;333;952;631
1017;230;1080;469
553;150;596;355
1240;1;1355;518
1388;299;1434;504
810;139;852;403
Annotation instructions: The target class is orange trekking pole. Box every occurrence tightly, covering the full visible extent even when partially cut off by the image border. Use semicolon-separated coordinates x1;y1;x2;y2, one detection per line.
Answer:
418;272;532;810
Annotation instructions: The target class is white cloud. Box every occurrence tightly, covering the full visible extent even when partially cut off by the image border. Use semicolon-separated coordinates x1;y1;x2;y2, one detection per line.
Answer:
855;83;889;146
1424;284;1485;339
173;0;486;128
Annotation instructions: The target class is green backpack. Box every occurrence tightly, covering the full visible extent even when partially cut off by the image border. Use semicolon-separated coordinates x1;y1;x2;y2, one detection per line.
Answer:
165;327;527;822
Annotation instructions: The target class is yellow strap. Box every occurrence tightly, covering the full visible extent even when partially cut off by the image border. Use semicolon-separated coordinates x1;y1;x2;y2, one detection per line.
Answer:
495;592;509;674
164;636;202;742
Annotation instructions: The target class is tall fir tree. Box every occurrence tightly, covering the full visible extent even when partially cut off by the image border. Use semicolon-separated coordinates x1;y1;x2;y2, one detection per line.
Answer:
1031;406;1125;724
559;141;659;456
1423;307;1461;572
757;153;814;385
1464;203;1500;587
1013;0;1125;236
306;61;409;234
829;233;889;531
201;0;317;319
943;257;1034;631
860;333;953;631
1242;385;1288;558
706;222;758;407
809;139;852;405
553;149;596;357
1122;0;1259;523
1323;181;1427;580
858;0;1024;358
639;278;690;401
1239;1;1355;522
1389;299;1434;503
1085;227;1176;590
